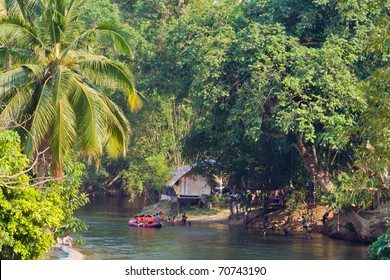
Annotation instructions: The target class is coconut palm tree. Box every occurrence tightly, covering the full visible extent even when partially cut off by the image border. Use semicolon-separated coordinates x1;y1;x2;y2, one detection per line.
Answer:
0;0;142;177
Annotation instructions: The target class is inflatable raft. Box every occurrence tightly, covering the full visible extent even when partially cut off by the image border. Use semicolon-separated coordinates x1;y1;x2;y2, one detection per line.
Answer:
128;219;163;228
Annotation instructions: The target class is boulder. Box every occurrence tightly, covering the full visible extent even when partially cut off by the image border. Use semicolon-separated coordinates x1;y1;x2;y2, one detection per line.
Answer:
323;208;388;243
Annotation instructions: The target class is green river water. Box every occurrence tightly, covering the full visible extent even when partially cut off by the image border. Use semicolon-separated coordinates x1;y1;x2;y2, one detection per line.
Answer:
47;197;369;260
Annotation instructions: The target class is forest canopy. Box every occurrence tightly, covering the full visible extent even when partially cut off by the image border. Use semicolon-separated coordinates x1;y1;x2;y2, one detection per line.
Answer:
0;0;389;259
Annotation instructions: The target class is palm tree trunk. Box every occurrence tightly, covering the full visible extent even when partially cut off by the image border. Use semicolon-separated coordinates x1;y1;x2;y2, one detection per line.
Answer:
52;159;63;179
37;148;50;185
6;55;12;72
37;142;63;182
178;0;184;11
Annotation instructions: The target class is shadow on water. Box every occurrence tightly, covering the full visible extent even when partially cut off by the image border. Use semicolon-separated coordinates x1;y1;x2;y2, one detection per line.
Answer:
70;197;369;260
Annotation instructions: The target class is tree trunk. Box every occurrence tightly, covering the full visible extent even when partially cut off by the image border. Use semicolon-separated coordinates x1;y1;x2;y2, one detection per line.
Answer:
35;138;51;176
6;55;12;72
37;154;47;183
324;208;387;242
294;139;334;193
178;0;185;12
52;159;63;179
345;210;371;239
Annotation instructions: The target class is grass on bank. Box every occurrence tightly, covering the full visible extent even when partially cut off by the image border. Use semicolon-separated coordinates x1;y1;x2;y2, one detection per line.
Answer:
139;200;229;218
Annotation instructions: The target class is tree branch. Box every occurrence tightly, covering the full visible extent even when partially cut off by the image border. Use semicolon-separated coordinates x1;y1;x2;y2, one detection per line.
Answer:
0;147;49;180
0;175;66;189
263;131;286;139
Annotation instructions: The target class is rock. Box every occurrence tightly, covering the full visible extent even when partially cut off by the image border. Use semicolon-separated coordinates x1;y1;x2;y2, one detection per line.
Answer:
323;209;388;243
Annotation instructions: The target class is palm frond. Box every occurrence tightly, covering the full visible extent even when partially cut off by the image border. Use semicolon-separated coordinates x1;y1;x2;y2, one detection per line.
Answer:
104;127;126;159
63;0;86;41
98;93;131;158
25;81;55;157
38;0;67;46
127;88;143;112
0;46;38;65
1;0;42;22
65;24;133;58
76;54;133;89
0;18;42;49
101;95;131;136
0;82;33;124
1;0;24;18
64;0;86;23
77;54;143;111
1;0;139;173
0;66;30;97
71;76;106;161
50;97;76;164
50;66;77;164
22;63;44;77
61;28;90;55
94;23;133;58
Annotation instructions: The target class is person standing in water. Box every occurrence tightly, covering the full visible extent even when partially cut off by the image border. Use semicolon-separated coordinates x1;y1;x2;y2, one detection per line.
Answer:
62;234;73;248
182;213;188;225
301;215;308;230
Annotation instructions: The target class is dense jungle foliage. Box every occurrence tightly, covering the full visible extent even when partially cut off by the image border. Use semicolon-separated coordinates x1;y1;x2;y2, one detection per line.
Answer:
0;0;389;259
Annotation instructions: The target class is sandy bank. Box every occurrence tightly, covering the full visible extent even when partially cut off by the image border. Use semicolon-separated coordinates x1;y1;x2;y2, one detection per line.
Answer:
186;209;231;223
50;245;84;260
60;246;84;260
189;215;229;223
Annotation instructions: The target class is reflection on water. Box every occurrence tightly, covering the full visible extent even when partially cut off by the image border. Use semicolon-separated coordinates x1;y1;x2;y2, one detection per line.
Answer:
72;197;369;260
77;196;146;217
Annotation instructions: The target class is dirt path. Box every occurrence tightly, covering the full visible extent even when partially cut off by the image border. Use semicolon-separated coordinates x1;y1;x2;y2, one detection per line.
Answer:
189;209;231;222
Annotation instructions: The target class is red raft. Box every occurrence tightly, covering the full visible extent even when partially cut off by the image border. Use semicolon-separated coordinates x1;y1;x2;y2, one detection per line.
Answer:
128;219;163;228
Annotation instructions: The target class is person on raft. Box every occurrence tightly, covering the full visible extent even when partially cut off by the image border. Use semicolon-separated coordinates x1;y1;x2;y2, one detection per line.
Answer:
159;211;165;221
154;213;161;223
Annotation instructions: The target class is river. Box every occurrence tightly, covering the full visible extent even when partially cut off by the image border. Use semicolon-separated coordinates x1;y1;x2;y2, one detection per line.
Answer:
49;197;369;260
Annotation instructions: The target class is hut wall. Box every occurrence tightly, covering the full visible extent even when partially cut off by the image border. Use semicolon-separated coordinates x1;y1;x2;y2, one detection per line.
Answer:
178;175;211;197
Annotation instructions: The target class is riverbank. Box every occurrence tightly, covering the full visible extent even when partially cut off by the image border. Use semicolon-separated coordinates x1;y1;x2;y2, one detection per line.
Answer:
137;199;388;243
244;204;331;233
60;246;84;260
188;208;231;222
193;203;388;243
140;200;329;230
47;245;85;260
139;200;232;222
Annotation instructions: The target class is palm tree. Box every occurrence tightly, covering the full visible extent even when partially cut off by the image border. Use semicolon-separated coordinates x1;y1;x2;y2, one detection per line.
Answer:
0;0;142;177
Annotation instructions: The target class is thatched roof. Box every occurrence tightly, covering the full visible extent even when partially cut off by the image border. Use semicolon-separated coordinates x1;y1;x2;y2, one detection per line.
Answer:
165;165;193;187
165;163;222;188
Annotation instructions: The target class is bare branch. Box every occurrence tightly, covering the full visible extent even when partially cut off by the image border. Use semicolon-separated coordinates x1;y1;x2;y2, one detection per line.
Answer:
0;147;50;180
1;111;57;189
263;131;286;139
0;175;66;190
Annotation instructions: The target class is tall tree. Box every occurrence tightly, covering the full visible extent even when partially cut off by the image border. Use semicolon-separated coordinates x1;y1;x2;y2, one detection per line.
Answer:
0;0;142;177
76;0;196;197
